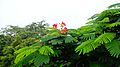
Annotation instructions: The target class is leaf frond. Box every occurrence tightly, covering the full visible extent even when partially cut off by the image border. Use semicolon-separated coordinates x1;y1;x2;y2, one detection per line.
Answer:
94;33;116;44
75;39;95;54
39;46;54;55
106;40;120;58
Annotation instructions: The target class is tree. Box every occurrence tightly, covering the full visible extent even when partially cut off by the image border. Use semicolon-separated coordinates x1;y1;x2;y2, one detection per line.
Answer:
14;3;120;67
14;22;82;67
0;20;49;67
75;3;120;67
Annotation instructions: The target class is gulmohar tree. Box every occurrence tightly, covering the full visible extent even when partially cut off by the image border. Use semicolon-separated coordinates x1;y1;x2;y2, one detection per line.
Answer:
5;3;120;67
14;3;120;67
75;3;120;67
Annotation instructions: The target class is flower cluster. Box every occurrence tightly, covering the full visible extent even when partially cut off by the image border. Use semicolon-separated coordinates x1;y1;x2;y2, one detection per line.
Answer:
53;21;68;34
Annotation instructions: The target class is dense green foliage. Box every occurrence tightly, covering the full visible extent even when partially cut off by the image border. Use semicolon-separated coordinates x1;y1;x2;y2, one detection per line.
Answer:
14;26;81;67
0;21;49;67
14;3;120;67
75;3;120;66
1;3;120;67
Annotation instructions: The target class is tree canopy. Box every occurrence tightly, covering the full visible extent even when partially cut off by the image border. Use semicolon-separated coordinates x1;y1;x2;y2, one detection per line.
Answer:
1;3;120;67
0;20;49;67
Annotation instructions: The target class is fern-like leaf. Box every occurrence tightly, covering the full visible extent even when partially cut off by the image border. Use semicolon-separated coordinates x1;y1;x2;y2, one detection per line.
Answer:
41;34;61;42
15;51;50;67
75;39;95;54
14;46;38;64
65;36;77;43
99;17;109;23
14;46;51;67
33;53;50;66
38;46;54;55
51;39;63;45
79;25;96;34
75;33;116;55
82;33;96;40
67;29;80;36
105;40;120;58
94;33;116;44
106;22;120;28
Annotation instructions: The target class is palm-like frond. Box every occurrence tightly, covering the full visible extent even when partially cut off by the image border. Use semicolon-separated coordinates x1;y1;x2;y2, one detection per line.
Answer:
78;25;96;34
14;46;38;64
75;33;116;55
94;33;116;44
82;33;96;40
106;22;120;28
51;39;63;45
38;46;54;55
67;29;80;36
14;46;54;67
40;34;61;42
105;40;120;58
75;39;95;54
65;35;77;43
96;9;120;21
33;53;50;66
15;51;50;67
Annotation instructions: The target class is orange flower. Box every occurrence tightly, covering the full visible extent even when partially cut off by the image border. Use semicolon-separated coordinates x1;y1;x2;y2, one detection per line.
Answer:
61;27;68;34
53;23;57;28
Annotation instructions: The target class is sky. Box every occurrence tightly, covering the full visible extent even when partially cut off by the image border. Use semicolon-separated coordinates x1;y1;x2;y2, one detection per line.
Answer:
0;0;120;29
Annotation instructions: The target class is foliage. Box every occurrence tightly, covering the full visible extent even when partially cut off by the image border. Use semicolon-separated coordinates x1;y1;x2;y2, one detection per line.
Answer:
75;3;120;67
14;3;120;67
106;40;120;58
14;22;81;67
14;46;52;67
0;21;49;67
1;3;120;67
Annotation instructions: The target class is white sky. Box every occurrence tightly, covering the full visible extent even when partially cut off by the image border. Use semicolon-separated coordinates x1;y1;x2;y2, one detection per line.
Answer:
0;0;120;29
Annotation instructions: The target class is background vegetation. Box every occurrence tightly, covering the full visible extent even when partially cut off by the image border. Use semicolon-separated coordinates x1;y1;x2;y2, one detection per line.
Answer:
0;20;49;67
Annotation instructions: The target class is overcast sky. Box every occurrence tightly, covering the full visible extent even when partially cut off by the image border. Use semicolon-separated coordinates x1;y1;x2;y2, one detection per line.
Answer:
0;0;120;29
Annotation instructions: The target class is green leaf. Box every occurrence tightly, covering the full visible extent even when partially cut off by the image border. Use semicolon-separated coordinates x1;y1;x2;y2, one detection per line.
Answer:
53;50;62;57
41;34;61;42
106;40;120;58
99;17;109;23
82;33;95;40
14;47;29;54
75;39;96;54
15;51;50;67
65;36;76;43
75;33;116;55
79;25;96;34
94;33;116;44
32;42;41;46
14;46;38;64
67;29;80;36
106;22;120;28
34;54;50;66
51;39;63;45
39;46;54;55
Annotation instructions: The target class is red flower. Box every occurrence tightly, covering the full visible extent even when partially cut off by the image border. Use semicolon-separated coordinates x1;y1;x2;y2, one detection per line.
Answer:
53;23;57;28
61;27;68;34
61;21;66;26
